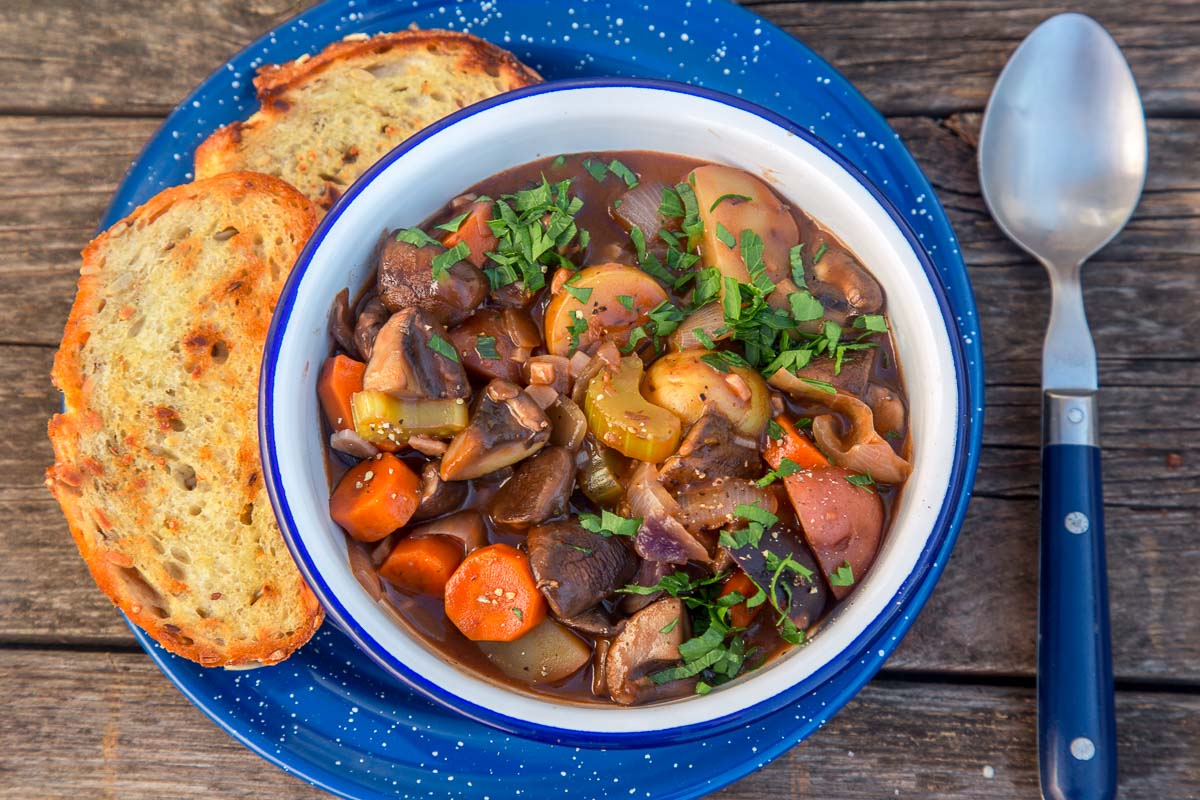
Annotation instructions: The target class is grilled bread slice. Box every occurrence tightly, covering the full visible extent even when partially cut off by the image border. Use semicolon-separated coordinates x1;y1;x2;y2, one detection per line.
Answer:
194;29;542;210
46;172;323;666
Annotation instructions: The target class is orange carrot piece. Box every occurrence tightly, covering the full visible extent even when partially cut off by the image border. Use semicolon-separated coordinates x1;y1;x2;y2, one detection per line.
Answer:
441;201;497;268
764;416;829;471
329;453;420;542
719;570;763;629
444;543;546;642
318;355;365;432
379;535;464;595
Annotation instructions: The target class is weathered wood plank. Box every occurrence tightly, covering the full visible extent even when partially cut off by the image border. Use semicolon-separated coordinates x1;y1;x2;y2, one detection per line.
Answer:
2;1;1199;117
1;649;1196;799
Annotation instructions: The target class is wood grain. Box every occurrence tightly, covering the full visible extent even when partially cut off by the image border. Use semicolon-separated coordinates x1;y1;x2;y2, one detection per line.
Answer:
2;1;1199;117
1;648;1197;800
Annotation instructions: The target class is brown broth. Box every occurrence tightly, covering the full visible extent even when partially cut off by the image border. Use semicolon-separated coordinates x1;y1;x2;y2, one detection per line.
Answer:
325;150;909;705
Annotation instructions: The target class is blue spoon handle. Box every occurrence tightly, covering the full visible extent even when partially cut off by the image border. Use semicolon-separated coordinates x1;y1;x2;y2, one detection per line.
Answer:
1039;391;1117;800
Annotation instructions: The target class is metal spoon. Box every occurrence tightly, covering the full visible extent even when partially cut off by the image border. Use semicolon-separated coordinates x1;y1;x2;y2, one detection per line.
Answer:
978;13;1146;800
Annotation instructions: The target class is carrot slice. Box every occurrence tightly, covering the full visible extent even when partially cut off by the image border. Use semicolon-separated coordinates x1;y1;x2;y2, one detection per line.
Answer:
441;201;497;268
764;416;829;471
444;543;546;642
719;570;763;629
329;453;420;542
318;355;365;432
379;535;463;595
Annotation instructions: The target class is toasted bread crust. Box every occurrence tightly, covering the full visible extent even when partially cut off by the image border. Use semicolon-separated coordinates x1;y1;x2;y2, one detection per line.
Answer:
194;29;541;209
47;172;323;666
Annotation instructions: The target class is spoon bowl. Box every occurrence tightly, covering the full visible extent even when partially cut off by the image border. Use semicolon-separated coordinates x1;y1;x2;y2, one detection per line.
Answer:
979;12;1147;269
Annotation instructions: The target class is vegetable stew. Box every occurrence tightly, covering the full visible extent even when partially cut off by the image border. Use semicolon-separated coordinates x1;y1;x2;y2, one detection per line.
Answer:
321;151;911;706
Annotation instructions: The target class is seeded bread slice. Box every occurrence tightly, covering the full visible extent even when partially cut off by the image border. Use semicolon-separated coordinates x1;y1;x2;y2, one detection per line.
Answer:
194;29;542;209
46;172;323;666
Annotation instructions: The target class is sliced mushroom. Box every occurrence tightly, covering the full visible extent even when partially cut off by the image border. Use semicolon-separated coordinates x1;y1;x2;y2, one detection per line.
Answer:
527;520;638;619
353;296;389;361
376;236;487;326
867;383;906;440
659;411;762;492
440;380;551;481
363;307;469;399
619;558;671;614
730;524;829;629
559;606;624;638
795;212;884;319
409;510;488;554
330;288;359;357
329;428;379;460
447;308;539;383
412;460;468;521
489;446;576;529
605;597;695;705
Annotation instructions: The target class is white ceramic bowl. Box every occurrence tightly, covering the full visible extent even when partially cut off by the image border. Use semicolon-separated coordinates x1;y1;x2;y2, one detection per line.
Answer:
261;79;966;748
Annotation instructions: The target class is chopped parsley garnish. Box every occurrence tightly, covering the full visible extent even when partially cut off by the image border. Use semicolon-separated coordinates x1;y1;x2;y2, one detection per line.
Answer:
431;240;470;280
708;192;753;212
659;618;679;634
813;243;828;264
434;211;472;233
485;175;584;291
395;227;441;247
696;680;713;695
788;290;825;322
828;561;855;587
608;159;639;188
647;300;685;338
734;503;778;527
579;510;642;538
714;222;736;249
582;158;608;182
739;229;775;295
551;155;567;168
659;186;685;219
691;267;722;309
693;327;716;349
562;281;593;304
426;334;459;362
766;419;785;441
512;607;524;620
617;294;636;311
569;544;594;554
628;225;676;285
474;335;499;361
621;325;649;354
674;182;704;249
789;243;806;286
854;314;889;333
756;457;803;487
846;472;876;490
802;377;837;394
566;310;588;355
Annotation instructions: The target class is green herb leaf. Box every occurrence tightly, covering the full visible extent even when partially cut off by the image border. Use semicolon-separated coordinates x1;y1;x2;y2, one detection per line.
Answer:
427;333;460;362
659;186;685;219
695;680;713;695
677;625;726;662
569;544;594;554
435;211;472;233
551;155;567;168
755;457;803;487
829;561;855;587
659;618;679;634
608;159;639;188
675;182;704;248
579;510;642;538
395;227;441;247
708;192;753;212
715;223;736;249
854;314;889;333
801;377;837;394
693;327;716;349
735;503;779;527
846;473;876;490
628;225;675;285
739;229;774;295
512;607;524;621
813;243;828;264
788;290;825;322
767;419;784;441
582;158;608;182
563;282;593;304
566;310;588;355
789;243;806;287
691;267;722;309
648;300;685;337
474;335;499;361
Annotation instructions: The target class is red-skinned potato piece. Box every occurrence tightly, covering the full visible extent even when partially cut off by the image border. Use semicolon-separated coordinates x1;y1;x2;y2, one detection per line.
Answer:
781;465;884;599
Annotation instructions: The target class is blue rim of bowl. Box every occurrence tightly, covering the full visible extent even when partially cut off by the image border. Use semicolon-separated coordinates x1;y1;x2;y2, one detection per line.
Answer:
260;76;980;748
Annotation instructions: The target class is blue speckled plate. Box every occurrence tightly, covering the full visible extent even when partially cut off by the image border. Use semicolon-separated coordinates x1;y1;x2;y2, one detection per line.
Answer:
110;1;985;797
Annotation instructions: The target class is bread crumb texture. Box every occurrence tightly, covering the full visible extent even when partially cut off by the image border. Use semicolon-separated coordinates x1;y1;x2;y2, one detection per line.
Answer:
194;29;542;209
46;172;323;667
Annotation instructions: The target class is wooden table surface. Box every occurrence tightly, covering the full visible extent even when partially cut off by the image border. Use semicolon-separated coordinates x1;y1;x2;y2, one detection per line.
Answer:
2;1;1197;798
